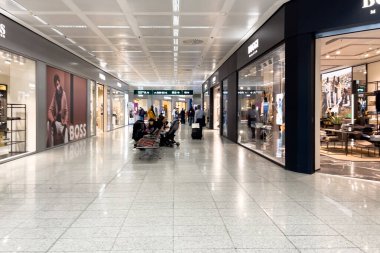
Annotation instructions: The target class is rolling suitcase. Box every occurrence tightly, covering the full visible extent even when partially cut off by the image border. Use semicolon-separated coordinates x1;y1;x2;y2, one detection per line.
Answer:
191;123;202;139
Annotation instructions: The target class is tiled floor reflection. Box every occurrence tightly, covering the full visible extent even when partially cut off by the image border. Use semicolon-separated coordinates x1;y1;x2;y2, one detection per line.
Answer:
0;125;379;252
320;155;380;181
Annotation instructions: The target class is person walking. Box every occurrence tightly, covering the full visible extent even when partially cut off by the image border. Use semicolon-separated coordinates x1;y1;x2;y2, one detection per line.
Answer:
180;108;186;124
188;106;195;126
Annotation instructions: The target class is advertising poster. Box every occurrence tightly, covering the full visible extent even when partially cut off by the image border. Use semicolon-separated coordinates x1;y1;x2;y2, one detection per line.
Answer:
46;66;87;147
321;67;352;117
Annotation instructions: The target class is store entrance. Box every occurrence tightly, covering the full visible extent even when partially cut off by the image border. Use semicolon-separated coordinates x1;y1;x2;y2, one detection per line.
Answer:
317;29;380;181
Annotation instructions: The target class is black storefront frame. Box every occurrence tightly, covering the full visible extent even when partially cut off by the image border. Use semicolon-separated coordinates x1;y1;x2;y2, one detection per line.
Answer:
203;0;380;174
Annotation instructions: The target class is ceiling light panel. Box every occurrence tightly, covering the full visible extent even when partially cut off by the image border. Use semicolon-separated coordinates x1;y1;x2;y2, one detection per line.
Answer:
173;29;179;37
128;0;172;12
33;15;48;25
173;0;180;12
71;0;121;12
98;25;130;29
173;16;180;26
13;0;71;11
135;15;172;26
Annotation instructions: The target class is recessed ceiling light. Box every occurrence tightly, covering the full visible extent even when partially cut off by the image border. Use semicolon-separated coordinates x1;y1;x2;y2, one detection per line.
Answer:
78;46;86;51
174;46;178;52
325;54;330;59
9;0;27;11
117;82;122;87
173;0;180;12
377;50;380;54
174;52;178;57
57;25;87;28
173;16;179;26
139;26;171;29
97;25;130;29
336;50;341;55
181;26;212;29
33;15;48;25
173;38;178;45
92;51;113;53
365;53;369;58
51;28;64;36
66;38;76;44
4;59;11;65
173;29;179;37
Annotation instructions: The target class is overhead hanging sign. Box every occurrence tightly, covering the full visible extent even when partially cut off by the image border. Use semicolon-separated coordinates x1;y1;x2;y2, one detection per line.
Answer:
134;90;193;95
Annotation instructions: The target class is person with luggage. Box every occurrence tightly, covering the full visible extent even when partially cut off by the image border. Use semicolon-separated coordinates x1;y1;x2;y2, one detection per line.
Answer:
192;105;204;139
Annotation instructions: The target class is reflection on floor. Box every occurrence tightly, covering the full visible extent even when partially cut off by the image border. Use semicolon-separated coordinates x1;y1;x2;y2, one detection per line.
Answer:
320;155;380;181
1;126;380;251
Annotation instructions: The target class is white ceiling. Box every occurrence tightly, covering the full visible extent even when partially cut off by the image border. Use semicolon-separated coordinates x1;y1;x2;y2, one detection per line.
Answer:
0;0;287;92
320;30;380;72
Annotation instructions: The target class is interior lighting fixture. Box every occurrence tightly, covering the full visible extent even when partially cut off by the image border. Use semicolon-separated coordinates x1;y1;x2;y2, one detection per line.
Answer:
365;53;369;58
173;0;180;12
174;46;178;52
174;52;178;57
117;82;122;87
139;26;171;29
4;59;11;65
33;15;48;25
66;38;76;44
57;25;87;28
181;26;212;29
173;38;178;45
173;29;179;37
326;54;330;59
377;50;380;54
99;73;106;81
9;0;27;11
173;16;179;26
336;50;341;55
164;96;172;100
100;61;107;68
51;28;64;36
78;46;86;51
97;25;130;29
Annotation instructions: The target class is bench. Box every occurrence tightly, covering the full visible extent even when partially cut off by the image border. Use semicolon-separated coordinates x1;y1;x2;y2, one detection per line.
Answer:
135;128;163;158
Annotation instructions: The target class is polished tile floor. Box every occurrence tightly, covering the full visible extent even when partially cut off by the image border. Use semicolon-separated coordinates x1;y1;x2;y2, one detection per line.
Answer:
0;125;380;252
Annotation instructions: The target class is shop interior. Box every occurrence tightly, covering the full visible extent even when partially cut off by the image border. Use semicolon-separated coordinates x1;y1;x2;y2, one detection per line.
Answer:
237;44;285;165
111;90;125;129
317;29;380;180
203;91;210;128
222;80;228;137
0;50;36;160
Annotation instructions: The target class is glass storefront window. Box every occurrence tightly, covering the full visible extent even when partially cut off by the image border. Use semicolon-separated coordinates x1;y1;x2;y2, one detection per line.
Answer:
111;89;125;129
106;87;112;131
222;80;228;137
96;84;104;132
90;80;96;136
238;44;285;164
203;91;210;128
0;50;36;159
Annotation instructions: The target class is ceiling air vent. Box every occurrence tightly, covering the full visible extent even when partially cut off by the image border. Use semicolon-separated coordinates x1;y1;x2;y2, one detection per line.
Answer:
183;39;204;45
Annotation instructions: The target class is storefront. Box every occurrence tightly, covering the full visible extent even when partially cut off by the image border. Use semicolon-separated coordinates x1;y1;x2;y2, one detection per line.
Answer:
0;13;127;163
205;0;380;176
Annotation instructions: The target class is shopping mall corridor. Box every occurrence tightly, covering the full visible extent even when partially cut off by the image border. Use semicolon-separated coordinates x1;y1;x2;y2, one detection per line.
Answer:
0;125;380;252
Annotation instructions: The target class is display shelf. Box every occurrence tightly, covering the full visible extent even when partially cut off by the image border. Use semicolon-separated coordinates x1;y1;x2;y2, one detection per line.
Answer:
3;104;27;154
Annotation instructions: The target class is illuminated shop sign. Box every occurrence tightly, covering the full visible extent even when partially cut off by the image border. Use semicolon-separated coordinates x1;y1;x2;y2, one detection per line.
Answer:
0;24;6;39
248;39;259;58
362;0;380;14
134;90;193;95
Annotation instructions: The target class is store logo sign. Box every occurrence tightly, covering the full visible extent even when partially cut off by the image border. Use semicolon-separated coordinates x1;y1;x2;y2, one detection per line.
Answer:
248;39;259;58
0;24;6;39
362;0;379;14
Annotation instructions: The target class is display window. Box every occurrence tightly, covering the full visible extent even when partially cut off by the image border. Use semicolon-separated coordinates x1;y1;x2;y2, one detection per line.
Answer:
111;89;125;129
237;44;285;164
90;80;96;136
203;91;210;128
213;86;221;130
317;29;380;176
96;84;104;132
222;80;228;137
106;87;112;131
0;50;36;159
